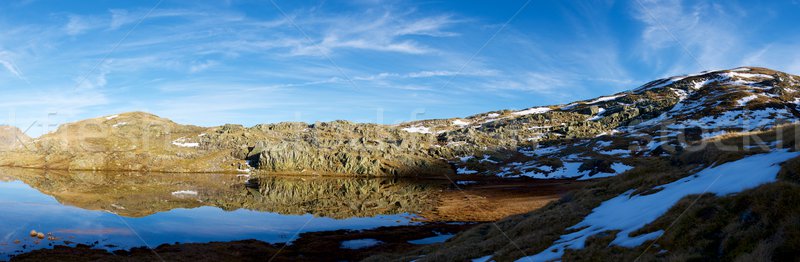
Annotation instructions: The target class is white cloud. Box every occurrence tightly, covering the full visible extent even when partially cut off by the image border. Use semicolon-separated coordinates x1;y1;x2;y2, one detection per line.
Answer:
289;12;459;56
486;72;572;94
0;59;22;79
65;15;92;36
0;51;26;80
109;8;216;30
109;9;135;30
353;69;496;81
633;0;746;73
739;43;800;75
631;0;800;78
407;70;490;78
189;60;218;73
74;62;110;90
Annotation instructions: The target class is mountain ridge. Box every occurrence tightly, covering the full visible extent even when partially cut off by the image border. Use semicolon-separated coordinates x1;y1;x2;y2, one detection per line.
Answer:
3;67;800;261
0;66;797;177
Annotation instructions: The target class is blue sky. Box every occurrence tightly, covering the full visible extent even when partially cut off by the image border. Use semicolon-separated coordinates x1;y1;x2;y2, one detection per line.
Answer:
1;0;799;136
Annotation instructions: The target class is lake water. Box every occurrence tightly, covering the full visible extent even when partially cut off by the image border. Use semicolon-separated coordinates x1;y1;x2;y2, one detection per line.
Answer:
0;168;440;259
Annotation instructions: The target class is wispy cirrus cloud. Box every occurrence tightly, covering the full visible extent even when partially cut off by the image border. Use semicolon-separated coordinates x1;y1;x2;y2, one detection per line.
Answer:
2;0;799;137
288;12;460;56
353;69;497;81
64;15;95;36
631;0;799;75
0;59;23;79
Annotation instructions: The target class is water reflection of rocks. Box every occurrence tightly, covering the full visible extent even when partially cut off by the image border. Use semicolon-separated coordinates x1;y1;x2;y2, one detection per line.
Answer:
0;168;441;219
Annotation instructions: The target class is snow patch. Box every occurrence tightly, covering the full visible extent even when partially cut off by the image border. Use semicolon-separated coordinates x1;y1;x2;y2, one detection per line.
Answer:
724;72;774;80
171;190;198;196
509;161;632;180
667;108;796;131
587;94;625;104
479;155;498;164
522;150;800;262
105;115;119;120
513;107;551;116
701;130;730;140
457;167;478;175
172;138;199;148
597;149;631;156
736;95;759;106
112;122;127;128
459;156;475;162
691;77;723;90
402;125;432;134
588;108;607;121
452;119;471;127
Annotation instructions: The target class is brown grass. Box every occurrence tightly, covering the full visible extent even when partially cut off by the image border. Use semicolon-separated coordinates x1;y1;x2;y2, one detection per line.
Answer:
368;124;800;261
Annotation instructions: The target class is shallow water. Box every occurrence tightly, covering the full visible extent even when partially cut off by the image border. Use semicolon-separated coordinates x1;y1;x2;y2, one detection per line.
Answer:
0;168;440;259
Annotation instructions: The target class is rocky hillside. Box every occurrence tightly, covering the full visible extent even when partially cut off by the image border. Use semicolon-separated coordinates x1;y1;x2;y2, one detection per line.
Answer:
0;126;31;151
0;67;798;178
365;67;800;261
439;67;800;180
0;114;451;175
375;123;800;262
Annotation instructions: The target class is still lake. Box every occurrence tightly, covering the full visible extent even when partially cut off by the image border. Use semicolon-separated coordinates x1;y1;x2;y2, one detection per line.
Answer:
0;168;440;259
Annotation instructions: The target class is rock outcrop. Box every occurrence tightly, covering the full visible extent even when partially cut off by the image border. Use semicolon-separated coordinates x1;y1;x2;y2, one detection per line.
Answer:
0;125;31;151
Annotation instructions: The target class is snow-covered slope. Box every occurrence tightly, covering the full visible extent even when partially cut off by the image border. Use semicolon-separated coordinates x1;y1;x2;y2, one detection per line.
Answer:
388;67;800;262
523;149;800;261
434;67;800;180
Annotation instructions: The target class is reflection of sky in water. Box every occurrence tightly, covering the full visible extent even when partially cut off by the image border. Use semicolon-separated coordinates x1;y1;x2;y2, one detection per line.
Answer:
0;180;416;258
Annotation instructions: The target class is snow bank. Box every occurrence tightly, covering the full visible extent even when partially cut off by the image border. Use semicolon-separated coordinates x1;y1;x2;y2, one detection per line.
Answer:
457;167;478;175
171;190;198;196
667;108;796;131
724;72;774;80
452;119;471;127
402;125;432;134
597;149;631;156
459;155;475;162
736;95;759;106
509;162;632;180
588;108;607;121
521;150;800;262
513;107;551;116
172;138;200;148
587;94;625;104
